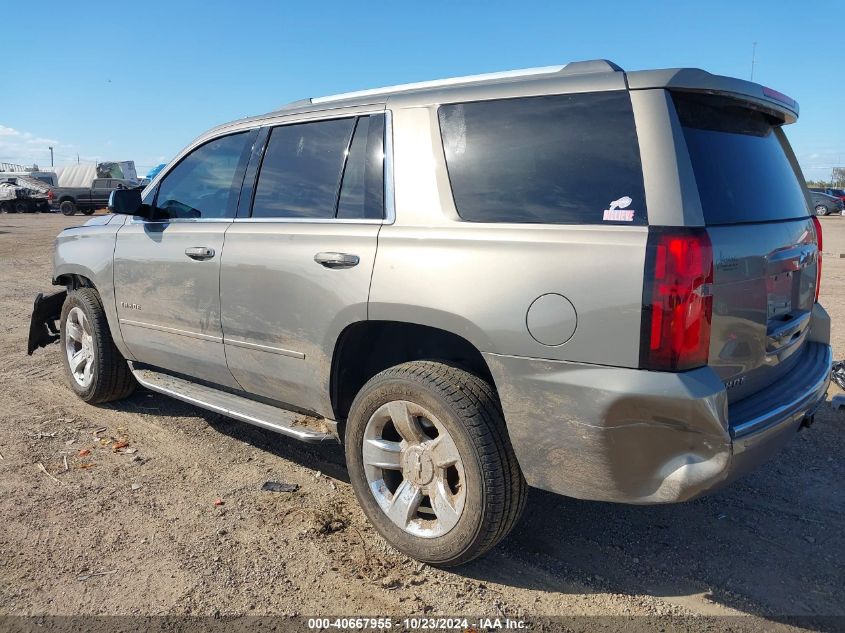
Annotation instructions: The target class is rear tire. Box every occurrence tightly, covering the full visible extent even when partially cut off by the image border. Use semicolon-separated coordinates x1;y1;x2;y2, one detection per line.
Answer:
60;287;136;404
345;361;527;566
60;200;76;216
815;204;829;216
14;200;28;213
82;208;95;216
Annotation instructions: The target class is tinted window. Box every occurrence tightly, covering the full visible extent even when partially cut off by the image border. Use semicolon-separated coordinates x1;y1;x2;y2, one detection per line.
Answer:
154;131;252;220
252;118;355;219
438;91;647;225
673;93;808;225
337;115;385;220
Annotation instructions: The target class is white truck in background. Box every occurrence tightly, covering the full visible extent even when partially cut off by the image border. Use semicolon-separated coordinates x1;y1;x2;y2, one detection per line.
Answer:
0;170;59;187
0;174;52;213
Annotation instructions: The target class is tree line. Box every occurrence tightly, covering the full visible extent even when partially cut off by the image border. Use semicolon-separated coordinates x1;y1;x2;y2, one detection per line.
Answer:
807;167;845;189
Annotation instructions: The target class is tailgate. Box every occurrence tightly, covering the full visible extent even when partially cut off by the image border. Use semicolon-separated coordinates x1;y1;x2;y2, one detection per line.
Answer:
707;218;817;403
670;90;819;404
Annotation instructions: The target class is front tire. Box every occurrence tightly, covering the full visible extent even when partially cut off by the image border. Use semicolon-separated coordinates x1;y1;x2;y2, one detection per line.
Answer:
815;204;829;216
345;361;527;566
60;288;136;403
60;200;76;216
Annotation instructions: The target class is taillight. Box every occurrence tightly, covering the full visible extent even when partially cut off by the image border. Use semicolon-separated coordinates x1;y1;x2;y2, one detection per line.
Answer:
811;215;822;303
47;190;54;201
640;228;714;371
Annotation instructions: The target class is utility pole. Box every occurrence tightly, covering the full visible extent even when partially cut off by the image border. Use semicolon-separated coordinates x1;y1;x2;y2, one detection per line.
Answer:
48;146;54;168
750;41;758;81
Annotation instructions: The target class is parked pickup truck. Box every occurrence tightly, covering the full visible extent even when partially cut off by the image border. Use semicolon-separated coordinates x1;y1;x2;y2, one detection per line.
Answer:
49;178;136;216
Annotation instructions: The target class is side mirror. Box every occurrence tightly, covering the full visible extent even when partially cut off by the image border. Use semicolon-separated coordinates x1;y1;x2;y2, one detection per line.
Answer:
108;188;148;217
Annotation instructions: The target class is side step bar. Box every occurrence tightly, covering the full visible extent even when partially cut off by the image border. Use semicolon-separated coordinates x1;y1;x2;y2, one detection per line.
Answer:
129;364;337;443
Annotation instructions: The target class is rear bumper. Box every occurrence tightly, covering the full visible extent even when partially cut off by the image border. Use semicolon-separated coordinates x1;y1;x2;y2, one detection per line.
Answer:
726;342;831;483
484;340;831;504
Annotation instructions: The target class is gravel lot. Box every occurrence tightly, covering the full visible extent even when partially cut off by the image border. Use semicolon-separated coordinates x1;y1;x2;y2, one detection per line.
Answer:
0;212;842;629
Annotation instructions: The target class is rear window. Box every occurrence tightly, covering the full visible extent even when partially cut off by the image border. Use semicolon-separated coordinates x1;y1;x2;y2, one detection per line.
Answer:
673;92;809;225
438;91;647;225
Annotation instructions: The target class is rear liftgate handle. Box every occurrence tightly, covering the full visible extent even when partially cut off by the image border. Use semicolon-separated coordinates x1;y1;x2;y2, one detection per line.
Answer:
184;246;215;261
314;252;360;269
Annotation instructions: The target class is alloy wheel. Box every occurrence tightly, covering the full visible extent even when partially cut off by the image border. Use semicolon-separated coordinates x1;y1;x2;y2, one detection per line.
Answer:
65;307;95;388
362;400;466;538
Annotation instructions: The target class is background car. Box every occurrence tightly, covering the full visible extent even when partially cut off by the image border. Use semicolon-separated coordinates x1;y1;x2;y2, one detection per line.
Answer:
810;190;844;215
809;186;845;202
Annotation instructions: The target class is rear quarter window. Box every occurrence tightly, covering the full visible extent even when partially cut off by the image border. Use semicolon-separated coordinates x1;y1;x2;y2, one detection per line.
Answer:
672;92;809;225
438;91;647;225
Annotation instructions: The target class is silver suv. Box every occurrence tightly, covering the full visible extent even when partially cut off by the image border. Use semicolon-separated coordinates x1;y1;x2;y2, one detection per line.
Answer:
29;60;832;566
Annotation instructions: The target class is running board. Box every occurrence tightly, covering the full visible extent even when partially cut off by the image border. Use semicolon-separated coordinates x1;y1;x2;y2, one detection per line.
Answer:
129;364;337;443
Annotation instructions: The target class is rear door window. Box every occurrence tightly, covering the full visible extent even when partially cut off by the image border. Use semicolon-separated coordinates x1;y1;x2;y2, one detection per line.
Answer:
438;91;647;225
672;92;809;225
252;118;355;219
337;115;385;220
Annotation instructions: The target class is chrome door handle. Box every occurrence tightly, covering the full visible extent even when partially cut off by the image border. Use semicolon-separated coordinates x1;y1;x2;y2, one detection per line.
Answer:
314;252;360;269
185;246;215;260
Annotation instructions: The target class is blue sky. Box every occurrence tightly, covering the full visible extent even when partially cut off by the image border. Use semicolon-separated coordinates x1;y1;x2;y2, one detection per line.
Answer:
2;0;843;181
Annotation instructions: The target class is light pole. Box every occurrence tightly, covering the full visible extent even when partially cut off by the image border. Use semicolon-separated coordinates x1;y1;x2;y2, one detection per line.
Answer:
49;146;54;168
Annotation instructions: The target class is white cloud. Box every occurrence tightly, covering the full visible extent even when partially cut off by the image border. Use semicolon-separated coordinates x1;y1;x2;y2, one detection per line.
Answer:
0;123;62;168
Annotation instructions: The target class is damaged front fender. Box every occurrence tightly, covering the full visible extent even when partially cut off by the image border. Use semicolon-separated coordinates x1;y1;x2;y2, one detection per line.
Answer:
27;290;67;355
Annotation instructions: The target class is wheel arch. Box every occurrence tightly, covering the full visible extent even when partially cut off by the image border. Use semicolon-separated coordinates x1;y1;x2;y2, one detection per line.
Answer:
53;264;100;291
53;264;135;361
330;320;497;423
54;271;96;290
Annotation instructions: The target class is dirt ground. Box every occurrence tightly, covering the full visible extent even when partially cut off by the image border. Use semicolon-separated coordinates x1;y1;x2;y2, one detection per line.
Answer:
0;212;842;629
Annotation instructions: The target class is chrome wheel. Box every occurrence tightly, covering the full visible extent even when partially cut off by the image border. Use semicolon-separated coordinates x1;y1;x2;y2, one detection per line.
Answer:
65;307;95;388
815;204;828;216
363;400;466;538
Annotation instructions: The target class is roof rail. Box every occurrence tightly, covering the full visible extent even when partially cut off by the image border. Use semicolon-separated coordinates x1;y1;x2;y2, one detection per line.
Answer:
308;59;623;105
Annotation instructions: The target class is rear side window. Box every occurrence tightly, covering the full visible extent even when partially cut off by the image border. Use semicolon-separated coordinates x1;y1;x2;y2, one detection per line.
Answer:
673;92;808;225
438;91;647;225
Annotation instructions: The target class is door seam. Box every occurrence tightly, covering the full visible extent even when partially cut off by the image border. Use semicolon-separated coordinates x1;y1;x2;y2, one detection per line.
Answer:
219;220;248;392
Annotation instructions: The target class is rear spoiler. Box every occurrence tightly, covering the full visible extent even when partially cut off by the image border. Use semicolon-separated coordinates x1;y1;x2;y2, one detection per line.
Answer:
626;68;799;124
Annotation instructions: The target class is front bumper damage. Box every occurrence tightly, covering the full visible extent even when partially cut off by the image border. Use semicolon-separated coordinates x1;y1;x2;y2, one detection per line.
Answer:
484;340;832;504
27;290;66;355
